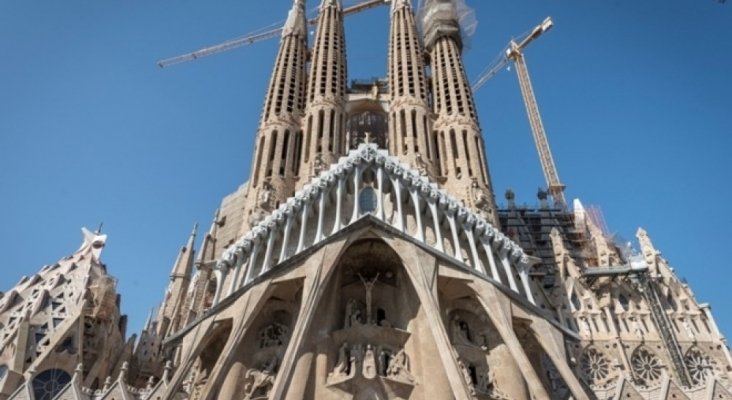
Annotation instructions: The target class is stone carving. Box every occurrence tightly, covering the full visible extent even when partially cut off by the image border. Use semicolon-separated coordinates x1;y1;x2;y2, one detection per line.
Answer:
358;273;380;325
470;178;494;220
386;348;414;383
243;356;278;400
258;323;289;348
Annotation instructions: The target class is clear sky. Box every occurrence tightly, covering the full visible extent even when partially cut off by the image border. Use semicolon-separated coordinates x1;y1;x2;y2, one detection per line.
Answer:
1;0;730;341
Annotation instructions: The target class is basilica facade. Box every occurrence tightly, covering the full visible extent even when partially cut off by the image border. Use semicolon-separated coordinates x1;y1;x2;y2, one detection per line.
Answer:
1;0;730;399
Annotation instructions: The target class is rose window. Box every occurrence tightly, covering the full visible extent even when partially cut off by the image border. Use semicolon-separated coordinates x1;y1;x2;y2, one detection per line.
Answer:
631;348;663;384
580;347;610;385
685;349;714;385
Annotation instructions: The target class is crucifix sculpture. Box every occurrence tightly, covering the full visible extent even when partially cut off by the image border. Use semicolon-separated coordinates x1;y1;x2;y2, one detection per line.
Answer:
358;273;379;325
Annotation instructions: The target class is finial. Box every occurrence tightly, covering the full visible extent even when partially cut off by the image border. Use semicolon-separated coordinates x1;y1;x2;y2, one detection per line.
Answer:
73;363;83;385
163;360;173;383
118;361;129;382
103;376;112;392
95;222;104;234
146;376;156;390
505;189;515;201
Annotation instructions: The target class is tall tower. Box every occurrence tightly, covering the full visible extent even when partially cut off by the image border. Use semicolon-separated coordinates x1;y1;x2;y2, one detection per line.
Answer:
245;0;308;226
387;0;437;176
299;0;348;186
421;0;499;226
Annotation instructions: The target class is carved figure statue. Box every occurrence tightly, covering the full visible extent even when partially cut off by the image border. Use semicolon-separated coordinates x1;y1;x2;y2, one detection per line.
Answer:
682;316;696;341
386;348;414;383
350;343;364;376
415;153;428;176
243;356;278;400
363;344;377;380
313;154;327;176
331;341;350;378
378;348;390;376
258;181;276;211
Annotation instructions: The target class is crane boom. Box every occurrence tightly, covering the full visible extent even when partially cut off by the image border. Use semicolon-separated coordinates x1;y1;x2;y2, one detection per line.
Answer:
471;17;566;206
158;0;390;68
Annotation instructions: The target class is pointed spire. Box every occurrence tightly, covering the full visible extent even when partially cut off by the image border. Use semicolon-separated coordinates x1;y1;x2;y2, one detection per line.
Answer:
170;224;197;279
187;223;198;250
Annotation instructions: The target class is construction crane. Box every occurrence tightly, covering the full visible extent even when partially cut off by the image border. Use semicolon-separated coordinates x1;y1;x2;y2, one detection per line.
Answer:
158;0;391;68
472;17;566;206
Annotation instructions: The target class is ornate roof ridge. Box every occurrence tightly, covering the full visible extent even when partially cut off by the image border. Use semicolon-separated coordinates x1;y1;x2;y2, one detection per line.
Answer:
219;143;529;270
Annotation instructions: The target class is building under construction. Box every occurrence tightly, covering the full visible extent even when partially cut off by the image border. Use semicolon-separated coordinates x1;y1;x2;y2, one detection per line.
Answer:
1;0;730;399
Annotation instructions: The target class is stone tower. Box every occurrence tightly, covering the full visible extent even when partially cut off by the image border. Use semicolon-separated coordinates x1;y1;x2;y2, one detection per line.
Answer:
299;0;349;185
244;0;308;229
421;0;499;226
387;0;435;176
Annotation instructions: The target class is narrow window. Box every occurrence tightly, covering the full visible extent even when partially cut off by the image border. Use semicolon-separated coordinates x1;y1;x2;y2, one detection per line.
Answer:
280;130;290;176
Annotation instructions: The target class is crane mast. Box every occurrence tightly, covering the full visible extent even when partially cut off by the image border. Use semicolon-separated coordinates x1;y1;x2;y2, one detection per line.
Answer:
472;17;566;206
158;0;391;68
508;34;566;206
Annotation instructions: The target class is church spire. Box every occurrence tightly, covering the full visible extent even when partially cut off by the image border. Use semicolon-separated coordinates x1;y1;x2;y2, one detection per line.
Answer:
387;0;435;175
420;0;499;227
244;0;309;230
298;0;348;186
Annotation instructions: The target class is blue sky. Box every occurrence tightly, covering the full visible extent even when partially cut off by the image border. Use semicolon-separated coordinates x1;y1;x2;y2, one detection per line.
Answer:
1;0;730;340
